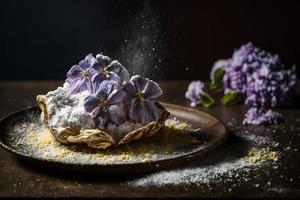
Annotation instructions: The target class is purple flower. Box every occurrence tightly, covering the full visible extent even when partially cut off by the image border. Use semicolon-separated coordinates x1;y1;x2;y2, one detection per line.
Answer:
243;107;283;125
223;65;247;94
92;54;130;84
185;81;204;107
211;42;297;107
66;54;98;94
123;75;162;124
84;80;126;127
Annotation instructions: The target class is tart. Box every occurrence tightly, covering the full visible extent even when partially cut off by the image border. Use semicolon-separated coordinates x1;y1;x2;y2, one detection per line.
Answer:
37;54;169;149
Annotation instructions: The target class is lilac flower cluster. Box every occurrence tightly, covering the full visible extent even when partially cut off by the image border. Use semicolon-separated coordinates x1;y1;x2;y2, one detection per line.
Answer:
211;42;296;107
66;54;162;128
243;107;283;125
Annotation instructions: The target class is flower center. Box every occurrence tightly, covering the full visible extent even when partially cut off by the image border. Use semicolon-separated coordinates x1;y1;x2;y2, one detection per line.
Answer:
100;67;110;78
80;70;90;78
98;97;109;108
135;90;145;102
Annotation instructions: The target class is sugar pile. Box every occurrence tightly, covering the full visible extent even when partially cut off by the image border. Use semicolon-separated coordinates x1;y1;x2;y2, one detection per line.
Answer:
45;84;95;131
131;159;252;187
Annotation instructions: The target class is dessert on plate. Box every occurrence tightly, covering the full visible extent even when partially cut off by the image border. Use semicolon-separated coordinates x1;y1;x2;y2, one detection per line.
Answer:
37;54;169;149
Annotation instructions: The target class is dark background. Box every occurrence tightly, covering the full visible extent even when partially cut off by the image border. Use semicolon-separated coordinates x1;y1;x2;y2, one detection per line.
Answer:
1;0;299;81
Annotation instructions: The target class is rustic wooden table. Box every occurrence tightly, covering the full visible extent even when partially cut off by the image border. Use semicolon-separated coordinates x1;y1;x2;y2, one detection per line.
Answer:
0;81;299;198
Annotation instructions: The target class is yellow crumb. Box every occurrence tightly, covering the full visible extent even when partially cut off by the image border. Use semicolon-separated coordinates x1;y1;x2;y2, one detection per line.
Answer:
56;148;72;158
121;154;130;161
267;151;279;161
26;123;38;146
177;123;189;130
36;129;54;148
141;153;152;162
243;148;279;164
142;157;151;162
93;153;106;159
165;119;190;130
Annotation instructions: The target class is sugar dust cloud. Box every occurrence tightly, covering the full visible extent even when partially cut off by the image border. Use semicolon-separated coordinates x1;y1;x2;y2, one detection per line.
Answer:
119;1;166;81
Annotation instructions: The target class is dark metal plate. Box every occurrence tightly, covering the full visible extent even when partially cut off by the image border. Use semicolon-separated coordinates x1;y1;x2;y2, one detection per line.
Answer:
0;102;227;174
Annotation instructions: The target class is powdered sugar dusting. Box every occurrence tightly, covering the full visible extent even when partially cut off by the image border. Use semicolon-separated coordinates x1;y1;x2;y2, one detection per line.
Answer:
46;84;95;131
132;159;251;187
126;118;281;188
126;145;278;188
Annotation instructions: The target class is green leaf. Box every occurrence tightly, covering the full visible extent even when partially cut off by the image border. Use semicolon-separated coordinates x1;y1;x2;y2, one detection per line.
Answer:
199;92;216;108
222;92;243;106
210;68;225;90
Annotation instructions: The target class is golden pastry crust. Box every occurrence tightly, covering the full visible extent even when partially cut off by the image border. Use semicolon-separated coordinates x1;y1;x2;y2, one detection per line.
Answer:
36;93;170;149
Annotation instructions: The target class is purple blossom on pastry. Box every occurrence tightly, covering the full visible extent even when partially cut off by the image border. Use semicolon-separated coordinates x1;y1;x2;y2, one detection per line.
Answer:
243;107;283;125
123;75;162;124
185;81;205;107
66;54;98;94
92;54;130;83
84;80;126;127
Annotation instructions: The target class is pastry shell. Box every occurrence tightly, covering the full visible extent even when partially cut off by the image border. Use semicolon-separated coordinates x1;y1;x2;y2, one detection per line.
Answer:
36;93;170;149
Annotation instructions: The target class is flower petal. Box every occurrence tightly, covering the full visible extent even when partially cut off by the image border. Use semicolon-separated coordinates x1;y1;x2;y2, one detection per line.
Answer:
94;54;111;71
85;78;94;93
69;78;87;94
143;100;161;119
66;65;82;82
108;90;126;105
107;60;121;74
95;80;116;98
108;72;121;82
91;107;100;118
130;75;148;91
84;94;100;113
118;69;130;82
107;61;130;82
129;99;143;122
79;58;90;70
92;73;107;93
96;54;111;65
84;53;98;68
129;99;156;123
123;82;136;97
108;105;126;125
143;80;162;99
